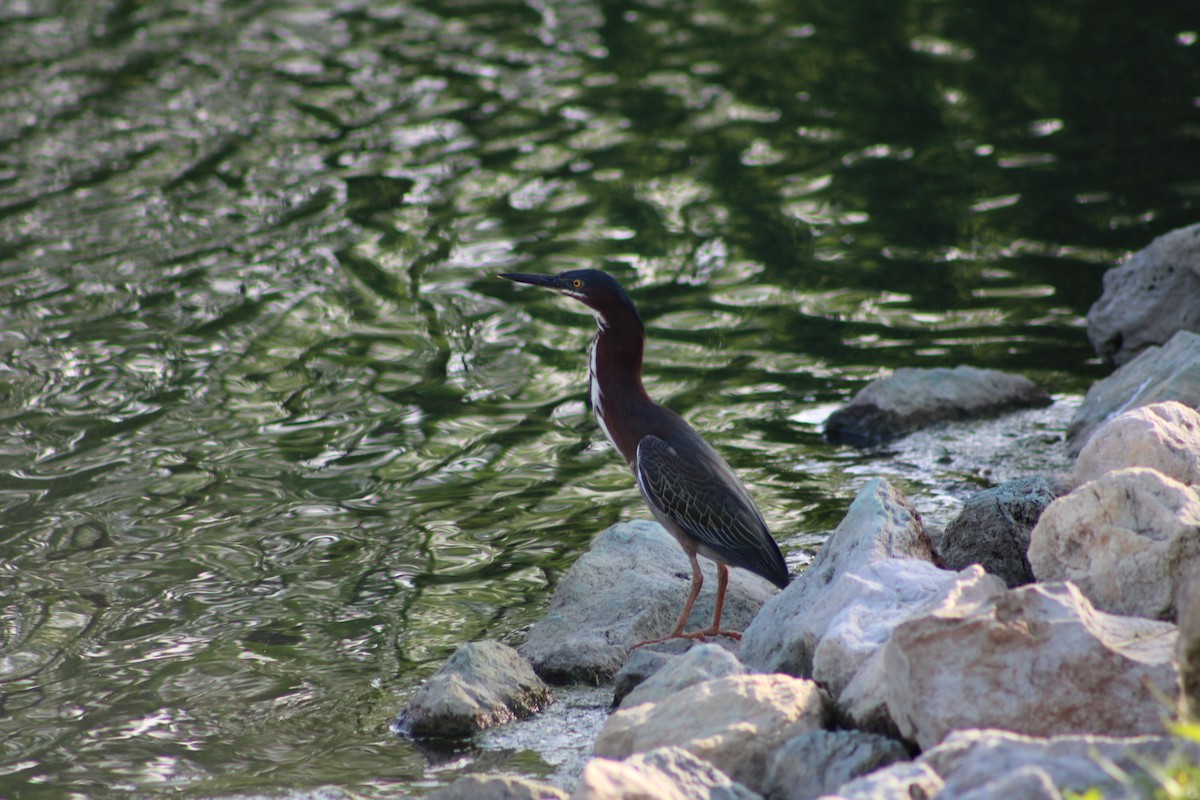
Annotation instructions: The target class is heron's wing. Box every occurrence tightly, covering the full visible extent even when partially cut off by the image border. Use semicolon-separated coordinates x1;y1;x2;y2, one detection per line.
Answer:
635;434;788;587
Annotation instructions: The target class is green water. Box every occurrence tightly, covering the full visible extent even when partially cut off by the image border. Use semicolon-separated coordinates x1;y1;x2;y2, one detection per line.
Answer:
0;0;1196;796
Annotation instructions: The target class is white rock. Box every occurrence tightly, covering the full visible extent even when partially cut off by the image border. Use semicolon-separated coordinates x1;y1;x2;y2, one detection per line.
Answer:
1028;467;1200;619
819;761;943;800
1075;401;1200;486
883;582;1178;749
763;730;909;800
571;747;762;800
618;643;745;709
740;479;934;676
594;674;830;795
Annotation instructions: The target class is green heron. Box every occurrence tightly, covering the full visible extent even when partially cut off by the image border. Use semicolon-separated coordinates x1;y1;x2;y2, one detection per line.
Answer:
500;269;789;645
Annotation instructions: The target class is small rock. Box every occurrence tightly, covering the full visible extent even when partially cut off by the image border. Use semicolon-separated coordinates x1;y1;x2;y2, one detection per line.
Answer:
1028;467;1200;620
763;730;909;800
1086;221;1200;367
1065;330;1200;456
572;747;762;800
822;761;943;800
618;643;745;709
883;582;1178;749
396;640;552;738
1075;400;1200;486
740;478;934;676
937;476;1061;587
612;647;678;709
520;520;778;684
1179;563;1200;721
824;366;1051;446
594;674;831;796
428;774;568;800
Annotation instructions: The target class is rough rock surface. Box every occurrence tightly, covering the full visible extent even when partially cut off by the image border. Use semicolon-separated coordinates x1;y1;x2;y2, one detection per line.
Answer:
883;582;1178;749
1087;221;1200;367
1065;330;1200;456
740;478;934;676
1028;467;1200;620
937;476;1060;587
618;643;745;710
1075;400;1200;486
397;640;553;738
821;761;943;800
428;774;569;800
762;729;910;800
520;520;778;683
1179;564;1200;721
919;729;1200;800
572;747;762;800
594;674;830;795
824;366;1051;446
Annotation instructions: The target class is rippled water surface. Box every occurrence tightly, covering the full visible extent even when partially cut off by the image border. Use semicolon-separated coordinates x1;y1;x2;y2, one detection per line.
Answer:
0;0;1197;796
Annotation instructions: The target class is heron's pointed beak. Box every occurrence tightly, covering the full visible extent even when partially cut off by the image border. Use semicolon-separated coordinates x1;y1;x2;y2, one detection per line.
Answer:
499;273;561;289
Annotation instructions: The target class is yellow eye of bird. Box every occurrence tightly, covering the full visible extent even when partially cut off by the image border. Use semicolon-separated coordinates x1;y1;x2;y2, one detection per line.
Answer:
572;279;583;288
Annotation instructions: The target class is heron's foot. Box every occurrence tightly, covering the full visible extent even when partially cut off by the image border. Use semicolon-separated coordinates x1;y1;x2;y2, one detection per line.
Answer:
630;628;742;649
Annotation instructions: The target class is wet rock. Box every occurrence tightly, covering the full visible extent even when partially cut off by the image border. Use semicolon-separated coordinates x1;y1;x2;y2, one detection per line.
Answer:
1065;330;1200;456
617;643;745;710
919;729;1200;799
1028;467;1200;620
740;478;934;676
1178;564;1200;720
594;674;831;795
1075;400;1200;486
823;761;943;800
882;582;1178;749
572;747;762;800
428;774;568;800
1087;222;1200;367
937;476;1061;587
396;640;553;738
762;729;909;800
520;520;778;684
824;366;1051;446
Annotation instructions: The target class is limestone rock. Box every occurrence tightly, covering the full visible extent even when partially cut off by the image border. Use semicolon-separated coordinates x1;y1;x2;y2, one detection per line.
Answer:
520;520;778;683
883;582;1178;749
594;674;830;795
1065;330;1200;456
937;476;1060;587
1087;222;1200;367
825;366;1051;446
1075;400;1200;486
618;643;745;710
821;761;943;800
572;747;762;800
1028;467;1200;620
428;774;568;800
762;729;909;800
397;640;552;738
740;478;933;676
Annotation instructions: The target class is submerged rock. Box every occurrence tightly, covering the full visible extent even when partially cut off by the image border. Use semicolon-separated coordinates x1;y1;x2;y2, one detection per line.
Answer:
1074;400;1200;486
573;747;761;800
762;729;909;800
396;640;552;738
1087;221;1200;367
824;366;1051;446
520;520;778;684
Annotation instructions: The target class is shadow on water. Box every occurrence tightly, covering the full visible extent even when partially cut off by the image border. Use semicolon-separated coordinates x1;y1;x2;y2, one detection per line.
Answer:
0;0;1196;795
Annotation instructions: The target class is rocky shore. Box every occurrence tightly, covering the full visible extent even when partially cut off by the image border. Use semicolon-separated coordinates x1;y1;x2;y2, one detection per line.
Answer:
397;223;1200;800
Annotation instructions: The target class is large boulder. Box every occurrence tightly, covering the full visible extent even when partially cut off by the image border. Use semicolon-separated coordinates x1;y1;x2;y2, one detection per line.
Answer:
739;478;934;676
396;640;553;738
1028;467;1200;620
594;674;831;795
882;582;1178;749
937;476;1061;587
1087;222;1200;367
572;747;762;800
1065;330;1200;456
520;520;778;683
1074;400;1200;486
825;366;1051;446
761;729;909;800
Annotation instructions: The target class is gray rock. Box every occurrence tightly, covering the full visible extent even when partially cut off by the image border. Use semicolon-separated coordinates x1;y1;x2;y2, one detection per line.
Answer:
618;643;745;709
520;520;778;684
945;766;1062;800
396;640;553;738
823;761;943;800
740;478;934;676
1065;330;1200;456
938;476;1061;587
1087;222;1200;367
1179;563;1200;721
612;647;678;709
573;746;763;800
762;730;909;800
825;366;1051;446
428;774;568;800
